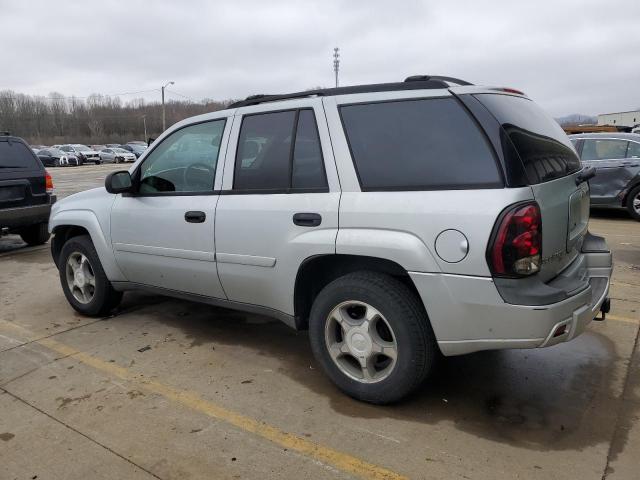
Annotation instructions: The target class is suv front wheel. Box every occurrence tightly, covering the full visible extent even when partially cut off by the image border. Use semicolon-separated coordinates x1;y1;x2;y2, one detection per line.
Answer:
309;271;437;404
59;235;123;316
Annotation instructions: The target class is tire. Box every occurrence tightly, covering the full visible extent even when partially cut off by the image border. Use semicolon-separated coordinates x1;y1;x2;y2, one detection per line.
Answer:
95;160;102;165
626;184;640;221
54;159;60;167
58;235;123;316
308;271;437;404
19;222;50;246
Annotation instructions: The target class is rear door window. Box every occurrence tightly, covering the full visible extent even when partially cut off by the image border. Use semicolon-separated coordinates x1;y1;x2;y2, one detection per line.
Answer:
339;98;502;190
234;109;328;192
0;141;40;169
627;141;640;158
581;139;628;161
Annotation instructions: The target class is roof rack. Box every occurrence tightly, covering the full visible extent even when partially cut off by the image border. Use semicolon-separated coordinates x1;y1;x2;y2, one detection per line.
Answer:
229;75;473;108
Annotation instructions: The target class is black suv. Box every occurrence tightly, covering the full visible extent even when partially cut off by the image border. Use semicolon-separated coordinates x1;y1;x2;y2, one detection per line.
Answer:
0;132;56;245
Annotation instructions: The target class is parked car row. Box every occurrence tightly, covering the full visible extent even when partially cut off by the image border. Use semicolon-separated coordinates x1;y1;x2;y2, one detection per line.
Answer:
30;141;146;167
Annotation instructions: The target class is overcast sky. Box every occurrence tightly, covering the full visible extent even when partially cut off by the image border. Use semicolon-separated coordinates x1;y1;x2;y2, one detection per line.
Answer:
1;0;639;116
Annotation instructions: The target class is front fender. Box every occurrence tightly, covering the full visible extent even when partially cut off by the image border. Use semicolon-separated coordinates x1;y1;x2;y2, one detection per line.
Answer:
49;209;126;281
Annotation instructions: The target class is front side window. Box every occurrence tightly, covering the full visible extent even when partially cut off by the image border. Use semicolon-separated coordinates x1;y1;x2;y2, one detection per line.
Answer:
581;139;628;161
234;109;327;191
340;98;501;190
138;119;226;194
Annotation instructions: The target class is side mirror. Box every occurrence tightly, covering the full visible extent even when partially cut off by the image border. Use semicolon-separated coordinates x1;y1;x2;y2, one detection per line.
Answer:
105;170;133;194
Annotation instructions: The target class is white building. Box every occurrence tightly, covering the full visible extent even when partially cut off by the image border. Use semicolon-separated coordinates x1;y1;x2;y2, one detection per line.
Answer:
597;110;640;127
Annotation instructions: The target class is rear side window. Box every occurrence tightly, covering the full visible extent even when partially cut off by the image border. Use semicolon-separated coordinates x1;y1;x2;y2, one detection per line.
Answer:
475;94;581;184
339;98;501;190
581;139;628;160
0;141;40;169
234;109;328;191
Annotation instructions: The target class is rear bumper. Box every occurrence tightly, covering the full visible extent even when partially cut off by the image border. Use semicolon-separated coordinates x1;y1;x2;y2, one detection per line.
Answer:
410;233;612;356
0;197;56;230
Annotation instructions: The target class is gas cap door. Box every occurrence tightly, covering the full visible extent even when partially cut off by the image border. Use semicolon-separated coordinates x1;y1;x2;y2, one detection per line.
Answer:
435;229;469;263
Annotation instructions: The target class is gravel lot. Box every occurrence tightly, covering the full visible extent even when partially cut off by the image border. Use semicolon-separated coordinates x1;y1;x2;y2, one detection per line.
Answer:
1;164;639;479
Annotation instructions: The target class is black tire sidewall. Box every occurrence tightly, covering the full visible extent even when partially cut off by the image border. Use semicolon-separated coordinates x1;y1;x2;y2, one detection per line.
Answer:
627;185;640;221
59;235;119;316
19;222;50;245
309;273;433;404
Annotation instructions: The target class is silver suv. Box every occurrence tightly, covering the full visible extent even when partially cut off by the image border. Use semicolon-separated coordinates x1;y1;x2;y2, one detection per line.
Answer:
49;76;613;403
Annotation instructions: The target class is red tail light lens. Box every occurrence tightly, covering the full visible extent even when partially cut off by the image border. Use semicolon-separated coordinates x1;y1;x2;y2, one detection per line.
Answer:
489;202;541;277
45;170;54;194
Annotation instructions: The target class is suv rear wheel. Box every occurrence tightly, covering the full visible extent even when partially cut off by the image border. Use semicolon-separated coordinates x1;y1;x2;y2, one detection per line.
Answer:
309;271;436;404
59;235;122;316
626;184;640;221
19;222;50;246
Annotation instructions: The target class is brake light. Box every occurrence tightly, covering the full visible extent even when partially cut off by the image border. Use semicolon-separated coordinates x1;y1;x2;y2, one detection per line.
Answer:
488;202;541;277
45;170;54;194
492;87;526;96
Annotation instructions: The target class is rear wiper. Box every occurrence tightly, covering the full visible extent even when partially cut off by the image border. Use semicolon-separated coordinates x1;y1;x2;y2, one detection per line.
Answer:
576;166;596;185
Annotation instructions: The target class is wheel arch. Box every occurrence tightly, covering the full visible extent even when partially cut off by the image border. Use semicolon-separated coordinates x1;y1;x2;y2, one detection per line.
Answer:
293;254;428;330
50;210;126;281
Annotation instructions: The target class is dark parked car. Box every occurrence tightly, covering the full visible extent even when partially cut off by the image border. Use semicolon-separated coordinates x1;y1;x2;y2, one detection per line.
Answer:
570;132;640;220
37;148;80;167
0;132;56;245
119;143;146;158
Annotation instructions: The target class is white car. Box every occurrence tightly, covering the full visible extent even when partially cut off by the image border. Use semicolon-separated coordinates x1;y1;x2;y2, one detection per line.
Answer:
60;144;102;164
99;148;136;163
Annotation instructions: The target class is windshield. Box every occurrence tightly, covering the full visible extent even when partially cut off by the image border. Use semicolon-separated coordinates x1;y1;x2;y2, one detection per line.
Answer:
73;144;90;150
475;94;581;184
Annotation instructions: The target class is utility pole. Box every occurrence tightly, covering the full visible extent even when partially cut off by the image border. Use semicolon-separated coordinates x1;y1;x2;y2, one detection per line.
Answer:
333;47;340;88
161;81;174;131
141;115;147;142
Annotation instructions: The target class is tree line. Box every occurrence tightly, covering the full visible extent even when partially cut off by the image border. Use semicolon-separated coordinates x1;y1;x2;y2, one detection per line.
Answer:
0;90;231;146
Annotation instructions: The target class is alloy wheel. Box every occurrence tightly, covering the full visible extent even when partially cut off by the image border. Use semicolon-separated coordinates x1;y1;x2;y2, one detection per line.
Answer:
324;301;398;383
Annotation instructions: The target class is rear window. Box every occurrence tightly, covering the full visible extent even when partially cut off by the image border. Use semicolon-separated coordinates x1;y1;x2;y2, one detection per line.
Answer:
475;94;581;184
339;98;502;191
0;140;40;169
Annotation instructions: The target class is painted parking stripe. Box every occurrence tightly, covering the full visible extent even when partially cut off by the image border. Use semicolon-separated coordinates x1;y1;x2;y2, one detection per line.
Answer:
0;320;406;480
604;314;640;325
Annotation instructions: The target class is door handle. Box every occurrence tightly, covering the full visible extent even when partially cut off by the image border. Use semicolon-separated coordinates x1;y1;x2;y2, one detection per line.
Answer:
185;211;206;223
293;212;322;227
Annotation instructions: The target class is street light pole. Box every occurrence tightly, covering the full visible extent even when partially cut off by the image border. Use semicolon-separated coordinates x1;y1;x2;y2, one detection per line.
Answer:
141;115;147;142
161;81;174;131
333;47;340;88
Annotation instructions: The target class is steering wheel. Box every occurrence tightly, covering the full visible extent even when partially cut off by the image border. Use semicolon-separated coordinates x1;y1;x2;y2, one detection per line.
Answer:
183;162;215;190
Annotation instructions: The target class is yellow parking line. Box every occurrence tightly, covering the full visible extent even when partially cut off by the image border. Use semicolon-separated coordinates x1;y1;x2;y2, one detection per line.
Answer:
0;321;406;480
604;314;640;325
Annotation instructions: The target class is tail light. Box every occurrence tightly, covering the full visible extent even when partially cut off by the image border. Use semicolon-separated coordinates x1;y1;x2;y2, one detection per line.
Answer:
488;201;541;277
45;170;54;194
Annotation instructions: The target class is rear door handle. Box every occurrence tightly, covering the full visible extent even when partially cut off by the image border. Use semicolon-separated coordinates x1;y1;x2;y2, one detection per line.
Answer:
185;211;206;223
293;212;322;227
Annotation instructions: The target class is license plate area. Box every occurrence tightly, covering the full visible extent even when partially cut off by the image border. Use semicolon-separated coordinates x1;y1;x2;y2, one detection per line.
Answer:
0;185;25;202
567;184;589;252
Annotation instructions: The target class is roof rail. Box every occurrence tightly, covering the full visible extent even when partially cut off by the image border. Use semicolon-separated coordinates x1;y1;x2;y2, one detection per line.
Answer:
228;76;467;108
404;75;473;86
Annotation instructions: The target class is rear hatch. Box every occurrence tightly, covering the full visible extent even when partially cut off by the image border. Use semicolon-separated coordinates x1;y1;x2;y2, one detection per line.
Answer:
472;93;588;281
0;138;48;210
